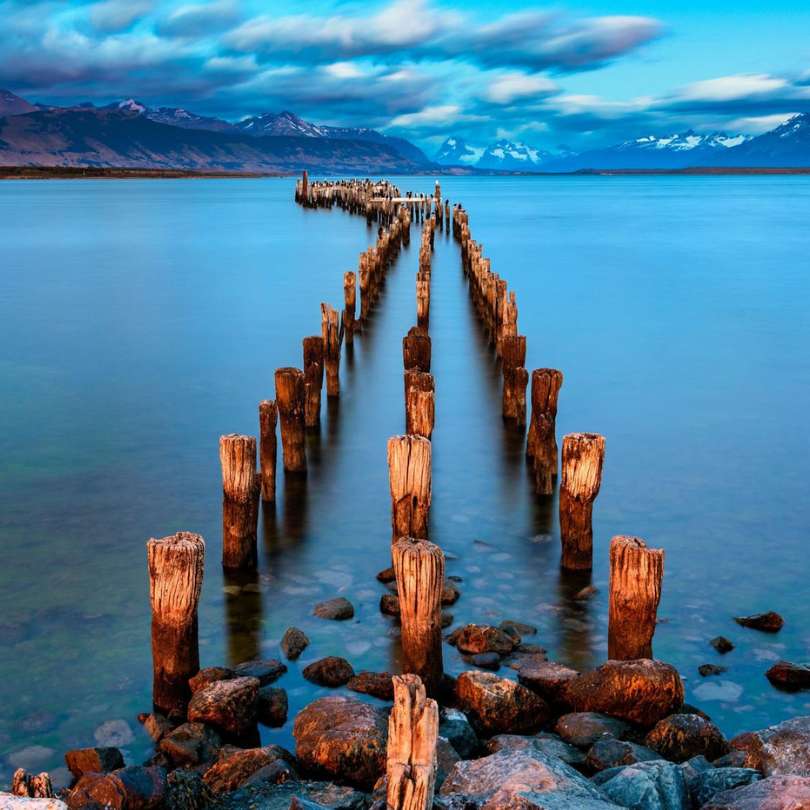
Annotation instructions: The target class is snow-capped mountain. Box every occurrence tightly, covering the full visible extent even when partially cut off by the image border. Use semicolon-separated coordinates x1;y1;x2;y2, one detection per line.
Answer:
434;137;483;166
476;139;551;170
105;99;235;132
713;113;810;167
236;110;327;137
630;130;750;152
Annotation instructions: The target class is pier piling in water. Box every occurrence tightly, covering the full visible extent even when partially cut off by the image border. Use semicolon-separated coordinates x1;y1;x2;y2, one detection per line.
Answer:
302;336;324;427
608;535;664;660
527;369;564;494
501;334;528;425
220;434;259;569
275;367;307;472
559;433;605;570
321;303;343;397
405;370;435;438
388;435;432;541
344;271;356;342
258;400;277;503
147;531;205;715
403;326;432;373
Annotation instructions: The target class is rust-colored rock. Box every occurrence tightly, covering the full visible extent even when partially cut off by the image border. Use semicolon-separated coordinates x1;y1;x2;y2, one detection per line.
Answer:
702;775;810;809
348;671;396;702
68;766;166;810
189;667;235;693
729;715;810;776
644;713;729;762
517;660;579;705
159;722;221;766
451;625;517;657
64;747;124;778
187;676;259;737
202;745;295;793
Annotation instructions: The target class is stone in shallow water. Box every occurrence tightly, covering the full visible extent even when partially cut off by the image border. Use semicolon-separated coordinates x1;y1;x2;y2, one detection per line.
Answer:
440;708;479;759
734;611;784;633
693;680;743;703
187;676;259;737
346;671;395;701
688;767;761;806
593;760;688;810
65;747;124;778
313;596;354;620
257;686;288;727
699;664;728;677
765;660;810;691
729;715;810;776
233;658;287;685
302;656;355;687
69;765;167;810
93;719;134;747
159;723;221;767
701;775;810;809
463;652;501;670
500;620;538;639
189;667;235;693
518;660;579;704
450;624;517;656
644;713;729;763
202;745;295;794
280;627;309;660
555;713;633;749
379;593;399;616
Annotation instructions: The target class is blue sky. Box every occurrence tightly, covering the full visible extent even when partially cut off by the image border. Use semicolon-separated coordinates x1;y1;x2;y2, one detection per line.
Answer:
2;0;809;152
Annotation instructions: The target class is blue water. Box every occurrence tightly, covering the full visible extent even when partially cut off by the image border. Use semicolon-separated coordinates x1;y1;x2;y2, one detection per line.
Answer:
1;176;809;787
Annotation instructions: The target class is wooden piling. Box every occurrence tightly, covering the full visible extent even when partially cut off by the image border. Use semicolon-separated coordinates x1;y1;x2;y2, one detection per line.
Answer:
220;434;259;569
608;535;664;660
147;531;205;715
258;400;277;503
501;334;527;424
559;433;605;570
275;367;307;472
386;673;439;810
404;370;435;438
302;336;324;428
403;326;431;373
321;303;343;397
416;276;430;329
388;435;431;541
527;369;564;494
344;271;356;342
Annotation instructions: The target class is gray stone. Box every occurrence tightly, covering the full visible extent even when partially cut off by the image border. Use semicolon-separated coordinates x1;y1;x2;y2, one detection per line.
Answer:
280;627;310;660
555;713;633;748
439;708;479;758
729;715;810;776
233;658;287;685
701;775;810;809
688;768;761;806
313;597;354;620
586;738;659;772
593;760;688;810
486;732;587;769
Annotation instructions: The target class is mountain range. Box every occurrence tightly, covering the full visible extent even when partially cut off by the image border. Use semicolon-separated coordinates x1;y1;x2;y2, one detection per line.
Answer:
1;89;809;173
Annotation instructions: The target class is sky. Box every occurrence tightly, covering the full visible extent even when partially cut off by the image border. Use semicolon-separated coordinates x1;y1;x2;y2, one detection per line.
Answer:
2;0;810;152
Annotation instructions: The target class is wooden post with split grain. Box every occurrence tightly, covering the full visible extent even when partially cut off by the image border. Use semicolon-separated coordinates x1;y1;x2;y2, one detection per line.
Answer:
392;540;444;698
302;336;324;428
501;334;527;424
275;367;306;472
388;435;431;541
416;276;430;329
321;303;343;397
559;433;605;570
527;369;564;494
220;434;259;568
258;400;277;502
608;535;664;660
147;531;205;715
11;770;55;799
403;326;431;373
344;271;356;342
386;673;439;810
405;370;435;438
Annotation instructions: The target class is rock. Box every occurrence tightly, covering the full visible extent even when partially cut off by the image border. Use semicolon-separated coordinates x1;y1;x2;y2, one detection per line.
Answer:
644;714;729;762
139;713;173;741
765;660;810;691
451;625;517;656
68;766;166;810
313;597;354;620
586;738;659;772
0;798;67;810
280;627;310;660
202;745;295;794
486;732;587;769
347;671;395;701
165;769;212;810
233;658;287;685
442;582;460;605
159;722;221;766
730;715;810;776
187;676;259;737
734;611;784;633
499;620;537;640
439;708;479;758
376;566;395;583
463;652;501;670
441;611;454;629
713;751;749;768
293;695;387;789
561;659;684;727
436;737;461;789
702;775;810;809
189;667;235;693
679;754;713;783
64;748;124;778
206;780;369;810
688;768;761;806
258;687;288;727
455;671;550;736
555;713;633;748
302;656;355;687
93;719;134;747
518;660;579;704
700;664;728;677
379;594;400;616
710;637;735;654
439;748;619;808
593;760;688;810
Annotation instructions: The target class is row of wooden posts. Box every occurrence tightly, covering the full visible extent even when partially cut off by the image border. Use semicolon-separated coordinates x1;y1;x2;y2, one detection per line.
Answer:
144;176;665;810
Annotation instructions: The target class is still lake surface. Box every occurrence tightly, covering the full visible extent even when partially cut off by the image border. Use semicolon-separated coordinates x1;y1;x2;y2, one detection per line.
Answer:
1;175;809;787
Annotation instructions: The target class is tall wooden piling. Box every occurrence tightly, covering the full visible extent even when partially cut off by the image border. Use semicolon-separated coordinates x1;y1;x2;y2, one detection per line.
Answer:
404;370;435;438
220;434;259;569
416;276;430;329
147;531;205;715
321;303;343;397
608;535;664;660
527;369;564;495
386;674;439;810
258;400;277;503
501;334;527;424
403;326;431;373
275;367;307;472
344;271;356;342
388;435;431;541
302;336;324;428
559;433;605;570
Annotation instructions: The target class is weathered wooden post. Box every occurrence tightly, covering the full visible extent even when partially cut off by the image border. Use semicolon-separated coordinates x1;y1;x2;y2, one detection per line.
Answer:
608;535;664;660
258;400;277;503
403;326;431;373
147;531;204;715
404;370;435;438
392;539;444;697
527;369;564;494
501;334;527;424
220;434;259;569
321;303;343;397
559;433;605;570
416;276;430;329
275;367;306;472
344;271;356;342
302;336;324;428
388;435;431;541
386;674;439;810
301;170;309;202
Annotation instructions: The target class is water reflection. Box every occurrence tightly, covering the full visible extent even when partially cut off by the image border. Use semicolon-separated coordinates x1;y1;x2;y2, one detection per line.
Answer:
555;568;596;671
223;567;263;666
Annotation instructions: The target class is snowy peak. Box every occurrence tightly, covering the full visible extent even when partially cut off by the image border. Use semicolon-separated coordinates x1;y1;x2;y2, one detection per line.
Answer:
434;136;483;166
627;130;751;152
117;98;147;114
237;111;327;137
772;112;810;139
476;139;551;170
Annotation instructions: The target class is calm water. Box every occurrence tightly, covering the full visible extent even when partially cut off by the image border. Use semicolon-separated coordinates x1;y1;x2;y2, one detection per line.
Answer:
1;176;809;787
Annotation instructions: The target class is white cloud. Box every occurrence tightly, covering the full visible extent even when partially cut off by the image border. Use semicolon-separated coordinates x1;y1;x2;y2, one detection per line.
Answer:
727;112;799;133
324;61;365;80
676;74;787;103
89;0;152;32
389;104;486;128
485;72;557;104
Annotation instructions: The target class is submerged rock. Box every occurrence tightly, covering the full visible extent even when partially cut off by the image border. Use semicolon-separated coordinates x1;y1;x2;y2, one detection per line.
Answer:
93;719;134;748
710;637;735;654
68;766;166;810
555;713;633;748
644;713;729;763
379;594;400;616
313;597;354;620
187;676;259;737
202;745;296;794
347;671;395;702
688;767;761;806
257;686;288;727
442;582;461;605
302;656;355;687
450;624;517;656
463;652;501;670
702;775;810;809
729;715;810;776
233;658;287;685
765;660;810;691
64;747;124;778
593;760;688;810
189;667;235;693
699;664;728;677
518;660;579;704
159;722;221;766
586;738;659;772
280;627;310;660
499;620;537;640
734;611;784;633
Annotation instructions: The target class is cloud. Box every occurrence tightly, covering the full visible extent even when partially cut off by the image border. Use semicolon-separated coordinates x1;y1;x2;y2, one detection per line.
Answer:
484;72;558;104
157;1;240;38
89;0;153;33
389;104;487;128
726;112;799;133
676;74;788;103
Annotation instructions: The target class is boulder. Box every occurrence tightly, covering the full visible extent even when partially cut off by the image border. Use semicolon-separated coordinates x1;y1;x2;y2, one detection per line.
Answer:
713;751;749;769
159;722;221;766
313;597;354;620
455;671;550;736
702;775;810;809
257;687;288;727
450;625;517;656
734;612;783;633
64;747;124;778
302;656;355;687
206;779;369;810
710;637;734;654
729;715;810;776
436;737;462;789
561;659;684;727
189;667;235;693
442;582;460;605
280;627;310;660
555;713;633;748
165;769;212;810
139;713;173;742
68;766;166;810
593;760;688;810
518;660;579;705
765;661;810;692
376;566;395;583
586;738;659;772
233;659;287;685
347;671;395;701
187;676;259;737
379;594;400;616
499;620;537;640
439;708;479;758
688;768;761;806
202;745;296;794
463;652;500;670
644;713;729;762
439;748;620;809
293;695;387;789
486;732;587;769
